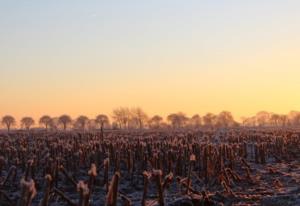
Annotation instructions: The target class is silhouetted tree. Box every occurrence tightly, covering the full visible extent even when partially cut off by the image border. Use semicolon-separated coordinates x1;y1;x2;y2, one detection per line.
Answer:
242;116;256;127
21;117;35;130
111;122;119;130
203;113;217;127
167;112;188;128
1;115;16;132
75;115;89;130
95;114;109;130
149;115;163;129
216;111;235;127
270;114;280;126
130;107;148;129
39;115;52;130
58;115;72;131
291;113;300;127
288;111;299;126
256;111;270;127
112;107;130;129
49;117;60;131
87;119;97;130
190;114;202;128
279;115;288;127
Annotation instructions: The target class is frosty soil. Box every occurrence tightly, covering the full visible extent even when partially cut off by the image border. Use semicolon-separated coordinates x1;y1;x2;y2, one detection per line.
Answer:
0;129;299;205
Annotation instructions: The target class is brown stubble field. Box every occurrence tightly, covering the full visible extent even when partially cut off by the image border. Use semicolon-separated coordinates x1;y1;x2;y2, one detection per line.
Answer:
0;129;299;206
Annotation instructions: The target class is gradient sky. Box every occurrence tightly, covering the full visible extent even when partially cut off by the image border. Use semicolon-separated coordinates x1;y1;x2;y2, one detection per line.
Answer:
1;0;300;123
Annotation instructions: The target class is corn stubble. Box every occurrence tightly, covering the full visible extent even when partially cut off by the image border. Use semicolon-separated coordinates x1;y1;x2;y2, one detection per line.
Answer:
0;129;299;205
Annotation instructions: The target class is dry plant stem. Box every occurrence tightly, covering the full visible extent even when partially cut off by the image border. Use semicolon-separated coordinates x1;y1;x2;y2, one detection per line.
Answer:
106;172;120;206
114;152;120;172
255;144;259;163
225;168;241;182
153;170;164;206
54;160;59;188
127;150;133;175
175;153;182;176
223;169;233;186
176;177;201;195
53;187;76;206
191;171;203;184
103;158;110;193
88;166;97;190
59;165;77;188
186;154;195;194
17;178;37;206
119;191;132;206
221;180;235;197
241;158;250;169
162;172;173;191
40;175;52;206
167;151;173;174
142;171;151;206
0;189;13;205
77;181;90;206
0;156;5;176
201;191;212;205
203;147;209;184
87;163;97;204
25;160;34;181
2;166;17;186
260;144;266;164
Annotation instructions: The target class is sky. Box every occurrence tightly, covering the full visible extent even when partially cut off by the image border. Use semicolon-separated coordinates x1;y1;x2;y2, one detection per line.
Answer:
1;0;300;123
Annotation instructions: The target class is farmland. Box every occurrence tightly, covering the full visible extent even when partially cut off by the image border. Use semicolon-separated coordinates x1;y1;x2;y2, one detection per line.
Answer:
0;129;299;206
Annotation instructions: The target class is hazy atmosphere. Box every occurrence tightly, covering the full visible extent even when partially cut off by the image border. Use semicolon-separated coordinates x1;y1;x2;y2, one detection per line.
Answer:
1;0;300;121
1;1;300;206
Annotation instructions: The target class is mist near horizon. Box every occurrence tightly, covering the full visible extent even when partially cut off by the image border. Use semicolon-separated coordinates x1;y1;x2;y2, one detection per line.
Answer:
1;1;300;120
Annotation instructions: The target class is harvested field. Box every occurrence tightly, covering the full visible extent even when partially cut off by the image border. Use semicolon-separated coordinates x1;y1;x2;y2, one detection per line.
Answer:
0;129;299;205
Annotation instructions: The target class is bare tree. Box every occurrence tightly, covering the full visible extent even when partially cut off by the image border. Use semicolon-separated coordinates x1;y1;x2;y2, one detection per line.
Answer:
149;115;163;129
49;117;60;131
256;111;270;127
167;112;188;128
190;114;202;128
1;115;16;132
203;113;217;128
58;115;72;131
21;117;35;130
279;114;288;127
87;119;97;130
39;115;52;130
270;114;280;127
242;116;256;127
75;115;89;130
167;113;178;128
112;107;130;129
130;107;148;129
95;114;110;130
291;113;300;127
288;111;299;126
216;111;235;127
111;122;119;130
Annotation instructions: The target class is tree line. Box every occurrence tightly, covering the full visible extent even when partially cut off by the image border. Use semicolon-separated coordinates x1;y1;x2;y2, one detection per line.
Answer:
1;108;300;132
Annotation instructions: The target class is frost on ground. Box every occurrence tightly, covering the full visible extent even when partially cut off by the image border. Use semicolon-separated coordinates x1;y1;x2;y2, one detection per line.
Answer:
0;129;299;205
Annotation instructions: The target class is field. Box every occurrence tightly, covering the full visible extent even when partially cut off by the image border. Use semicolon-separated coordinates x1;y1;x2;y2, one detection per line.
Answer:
0;129;299;206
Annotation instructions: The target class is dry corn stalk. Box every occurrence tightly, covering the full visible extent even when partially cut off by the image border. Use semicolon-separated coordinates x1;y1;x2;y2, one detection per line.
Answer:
77;181;90;206
39;174;52;206
142;171;151;206
106;172;120;206
153;170;164;206
18;178;37;206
